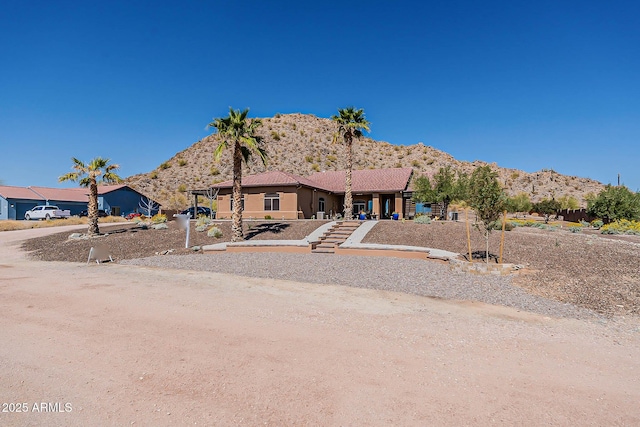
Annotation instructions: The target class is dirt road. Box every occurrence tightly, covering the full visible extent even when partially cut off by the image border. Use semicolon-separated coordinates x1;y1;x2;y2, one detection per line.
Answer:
1;226;639;426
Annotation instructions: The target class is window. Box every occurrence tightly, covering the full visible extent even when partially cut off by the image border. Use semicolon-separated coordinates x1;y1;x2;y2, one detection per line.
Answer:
264;193;280;211
230;196;244;211
318;197;325;212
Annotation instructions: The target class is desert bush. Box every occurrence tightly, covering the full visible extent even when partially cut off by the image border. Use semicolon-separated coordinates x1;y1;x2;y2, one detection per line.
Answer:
568;225;582;233
271;131;281;141
152;223;168;230
151;213;167;224
177;184;187;193
195;215;213;229
210;167;220;176
177;159;187;167
159;162;171;170
600;219;640;235
411;160;421;167
414;215;431;224
150;171;158;179
590;219;604;229
207;226;223;238
491;220;514;231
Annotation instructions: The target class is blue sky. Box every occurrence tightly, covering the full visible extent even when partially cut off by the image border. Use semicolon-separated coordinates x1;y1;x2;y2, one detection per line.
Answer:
1;1;638;191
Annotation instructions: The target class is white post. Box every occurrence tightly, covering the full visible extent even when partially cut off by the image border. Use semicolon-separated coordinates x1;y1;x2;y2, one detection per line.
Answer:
176;214;191;248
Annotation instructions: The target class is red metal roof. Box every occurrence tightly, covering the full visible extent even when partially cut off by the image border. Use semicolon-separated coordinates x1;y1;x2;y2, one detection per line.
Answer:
0;185;44;200
28;186;90;202
0;184;138;203
211;168;413;194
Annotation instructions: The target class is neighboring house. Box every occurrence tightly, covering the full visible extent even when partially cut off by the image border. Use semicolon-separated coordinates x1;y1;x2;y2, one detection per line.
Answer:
0;184;159;220
209;168;414;220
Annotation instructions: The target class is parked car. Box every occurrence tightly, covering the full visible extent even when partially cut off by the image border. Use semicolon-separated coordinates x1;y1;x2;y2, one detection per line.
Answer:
125;212;142;220
78;209;109;218
24;205;71;221
179;207;213;219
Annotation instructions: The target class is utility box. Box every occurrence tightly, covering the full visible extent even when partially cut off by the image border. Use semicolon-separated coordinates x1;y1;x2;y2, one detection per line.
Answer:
317;211;325;220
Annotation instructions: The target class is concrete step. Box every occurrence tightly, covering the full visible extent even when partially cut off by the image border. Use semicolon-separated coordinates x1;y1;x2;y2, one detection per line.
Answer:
311;248;335;254
320;238;346;244
314;243;336;249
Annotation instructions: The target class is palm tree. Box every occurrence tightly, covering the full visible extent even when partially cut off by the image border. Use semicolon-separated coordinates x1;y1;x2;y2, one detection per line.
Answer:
209;108;267;242
59;157;122;236
331;107;370;219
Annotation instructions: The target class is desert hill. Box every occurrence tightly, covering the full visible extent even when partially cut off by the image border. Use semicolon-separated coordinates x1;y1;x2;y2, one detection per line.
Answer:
125;113;604;209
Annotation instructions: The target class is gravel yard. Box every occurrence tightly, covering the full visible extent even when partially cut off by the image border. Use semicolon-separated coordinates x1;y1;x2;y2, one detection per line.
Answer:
122;252;598;321
22;219;640;319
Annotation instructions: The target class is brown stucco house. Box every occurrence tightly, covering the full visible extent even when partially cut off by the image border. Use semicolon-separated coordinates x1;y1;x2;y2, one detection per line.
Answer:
209;168;414;220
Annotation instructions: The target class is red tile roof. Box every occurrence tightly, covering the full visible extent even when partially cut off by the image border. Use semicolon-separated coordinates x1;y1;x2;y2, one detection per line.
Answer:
212;171;332;191
211;168;413;194
307;168;413;193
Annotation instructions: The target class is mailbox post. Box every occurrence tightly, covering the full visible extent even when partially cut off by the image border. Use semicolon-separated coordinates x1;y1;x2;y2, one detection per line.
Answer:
175;214;191;248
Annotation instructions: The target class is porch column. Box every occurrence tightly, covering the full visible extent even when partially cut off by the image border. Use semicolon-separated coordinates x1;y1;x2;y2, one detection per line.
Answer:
372;193;380;217
395;193;404;219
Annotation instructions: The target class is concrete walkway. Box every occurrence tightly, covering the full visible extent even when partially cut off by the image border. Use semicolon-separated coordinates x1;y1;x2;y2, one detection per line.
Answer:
203;220;460;260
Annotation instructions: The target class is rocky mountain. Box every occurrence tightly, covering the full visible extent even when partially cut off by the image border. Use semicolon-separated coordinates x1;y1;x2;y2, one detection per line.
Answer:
125;113;604;209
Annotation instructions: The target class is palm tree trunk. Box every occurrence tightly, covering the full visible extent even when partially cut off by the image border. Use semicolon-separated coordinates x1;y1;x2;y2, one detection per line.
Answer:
344;135;353;220
88;180;100;236
231;142;243;242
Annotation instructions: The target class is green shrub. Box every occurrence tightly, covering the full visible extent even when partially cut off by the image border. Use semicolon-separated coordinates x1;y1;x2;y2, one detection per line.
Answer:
159;162;171;170
414;215;431;224
196;224;207;232
264;215;272;220
591;219;604;229
568;226;582;233
491;220;514;231
207;226;223;238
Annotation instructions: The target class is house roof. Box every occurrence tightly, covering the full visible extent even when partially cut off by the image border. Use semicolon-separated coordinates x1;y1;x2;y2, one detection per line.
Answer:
307;168;414;193
0;184;154;203
210;168;414;194
212;171;332;191
0;185;44;200
28;186;90;203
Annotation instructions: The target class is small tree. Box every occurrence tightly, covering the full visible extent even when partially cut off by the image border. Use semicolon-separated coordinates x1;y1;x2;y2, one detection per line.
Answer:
533;198;561;223
413;166;467;220
557;194;580;210
204;187;219;219
587;185;640;223
139;196;160;217
468;165;506;263
505;193;532;218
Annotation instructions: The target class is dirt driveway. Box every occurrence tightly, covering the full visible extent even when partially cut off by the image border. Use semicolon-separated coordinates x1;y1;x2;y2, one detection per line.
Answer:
1;226;639;426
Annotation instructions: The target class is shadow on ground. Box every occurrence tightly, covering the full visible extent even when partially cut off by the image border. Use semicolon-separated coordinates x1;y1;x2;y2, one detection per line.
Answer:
244;222;290;240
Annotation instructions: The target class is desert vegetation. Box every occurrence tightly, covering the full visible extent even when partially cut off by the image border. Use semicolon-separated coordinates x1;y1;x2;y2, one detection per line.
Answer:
125;113;605;209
